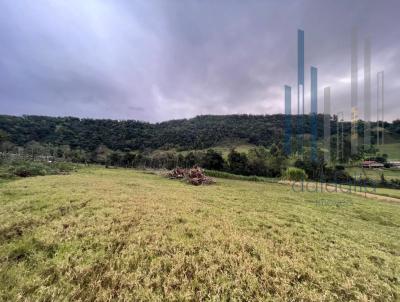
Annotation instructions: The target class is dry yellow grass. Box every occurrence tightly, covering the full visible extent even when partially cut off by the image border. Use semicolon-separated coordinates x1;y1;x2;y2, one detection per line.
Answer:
0;166;399;301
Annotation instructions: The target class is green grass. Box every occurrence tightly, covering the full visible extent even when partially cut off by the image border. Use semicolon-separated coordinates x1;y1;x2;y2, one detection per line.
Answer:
346;167;400;181
205;169;277;182
212;143;255;158
378;143;400;160
0;167;399;301
178;142;256;159
374;188;400;199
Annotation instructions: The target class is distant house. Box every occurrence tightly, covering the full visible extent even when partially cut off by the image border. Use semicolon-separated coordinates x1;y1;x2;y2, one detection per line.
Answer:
388;161;400;169
362;160;384;169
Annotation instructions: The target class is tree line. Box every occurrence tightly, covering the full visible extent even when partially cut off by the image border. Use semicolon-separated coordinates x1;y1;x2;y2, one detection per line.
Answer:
1;114;398;152
1;138;399;188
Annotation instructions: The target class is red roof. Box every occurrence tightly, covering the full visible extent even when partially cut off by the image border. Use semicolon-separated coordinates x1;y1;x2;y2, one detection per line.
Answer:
363;161;377;164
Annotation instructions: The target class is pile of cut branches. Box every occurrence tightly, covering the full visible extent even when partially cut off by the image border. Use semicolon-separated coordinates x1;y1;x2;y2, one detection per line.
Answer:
166;166;214;185
167;167;186;179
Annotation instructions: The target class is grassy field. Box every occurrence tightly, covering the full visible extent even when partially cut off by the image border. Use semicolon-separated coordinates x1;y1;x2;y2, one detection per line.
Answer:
0;167;399;301
177;142;256;159
211;143;255;158
346;167;400;181
373;187;400;199
379;143;400;160
205;169;277;183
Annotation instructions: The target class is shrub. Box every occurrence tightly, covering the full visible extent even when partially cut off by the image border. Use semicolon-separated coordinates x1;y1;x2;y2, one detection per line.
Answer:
227;149;248;175
0;170;12;179
390;178;400;189
201;149;225;170
282;167;307;181
6;161;77;178
9;162;52;177
51;162;76;173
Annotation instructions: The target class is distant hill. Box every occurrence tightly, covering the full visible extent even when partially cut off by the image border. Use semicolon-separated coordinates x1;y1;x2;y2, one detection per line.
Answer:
0;114;399;152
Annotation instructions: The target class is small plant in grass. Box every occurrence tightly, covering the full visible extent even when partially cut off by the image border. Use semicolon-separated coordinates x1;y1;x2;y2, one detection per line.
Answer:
52;162;76;173
9;162;51;177
282;167;307;181
6;161;77;178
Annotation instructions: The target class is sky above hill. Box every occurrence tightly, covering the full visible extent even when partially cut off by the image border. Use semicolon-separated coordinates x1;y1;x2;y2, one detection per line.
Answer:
0;0;399;122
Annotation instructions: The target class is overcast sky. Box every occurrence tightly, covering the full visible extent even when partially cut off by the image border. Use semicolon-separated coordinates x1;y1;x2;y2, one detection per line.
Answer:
0;0;399;122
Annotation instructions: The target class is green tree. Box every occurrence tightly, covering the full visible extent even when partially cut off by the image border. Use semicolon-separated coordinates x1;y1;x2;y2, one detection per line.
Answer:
123;152;136;167
0;129;8;143
247;147;269;176
202;149;225;170
25;141;44;160
267;144;287;177
108;151;124;166
70;148;88;163
184;152;200;168
228;149;248;175
0;141;15;153
95;145;112;165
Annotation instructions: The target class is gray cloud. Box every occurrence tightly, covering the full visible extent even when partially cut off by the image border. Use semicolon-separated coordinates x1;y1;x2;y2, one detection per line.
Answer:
0;0;399;122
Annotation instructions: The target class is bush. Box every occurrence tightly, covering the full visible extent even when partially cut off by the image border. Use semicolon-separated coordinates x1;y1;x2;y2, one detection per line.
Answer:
201;149;225;170
227;149;249;175
0;170;12;179
9;162;52;177
282;167;307;181
324;167;353;182
51;162;76;173
7;161;77;178
390;178;400;189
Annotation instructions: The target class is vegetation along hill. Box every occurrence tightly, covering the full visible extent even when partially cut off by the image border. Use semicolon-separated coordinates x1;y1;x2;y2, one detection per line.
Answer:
1;114;399;152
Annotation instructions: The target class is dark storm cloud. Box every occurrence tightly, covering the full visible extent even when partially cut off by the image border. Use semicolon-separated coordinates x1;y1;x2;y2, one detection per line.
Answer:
0;0;399;121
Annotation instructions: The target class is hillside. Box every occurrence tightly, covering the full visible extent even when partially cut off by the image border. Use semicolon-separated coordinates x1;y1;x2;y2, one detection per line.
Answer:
0;167;399;301
379;143;400;160
1;114;399;152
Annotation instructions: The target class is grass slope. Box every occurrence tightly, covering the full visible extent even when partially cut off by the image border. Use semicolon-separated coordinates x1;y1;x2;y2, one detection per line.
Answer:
346;167;400;181
177;142;256;159
379;143;400;160
0;167;399;301
374;188;400;199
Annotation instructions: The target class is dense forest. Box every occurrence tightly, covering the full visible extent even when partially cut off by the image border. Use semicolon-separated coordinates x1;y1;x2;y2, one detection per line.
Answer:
1;114;399;186
1;114;399;151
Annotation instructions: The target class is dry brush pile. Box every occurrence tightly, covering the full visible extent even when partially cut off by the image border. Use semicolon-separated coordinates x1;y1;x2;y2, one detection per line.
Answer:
166;166;215;185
